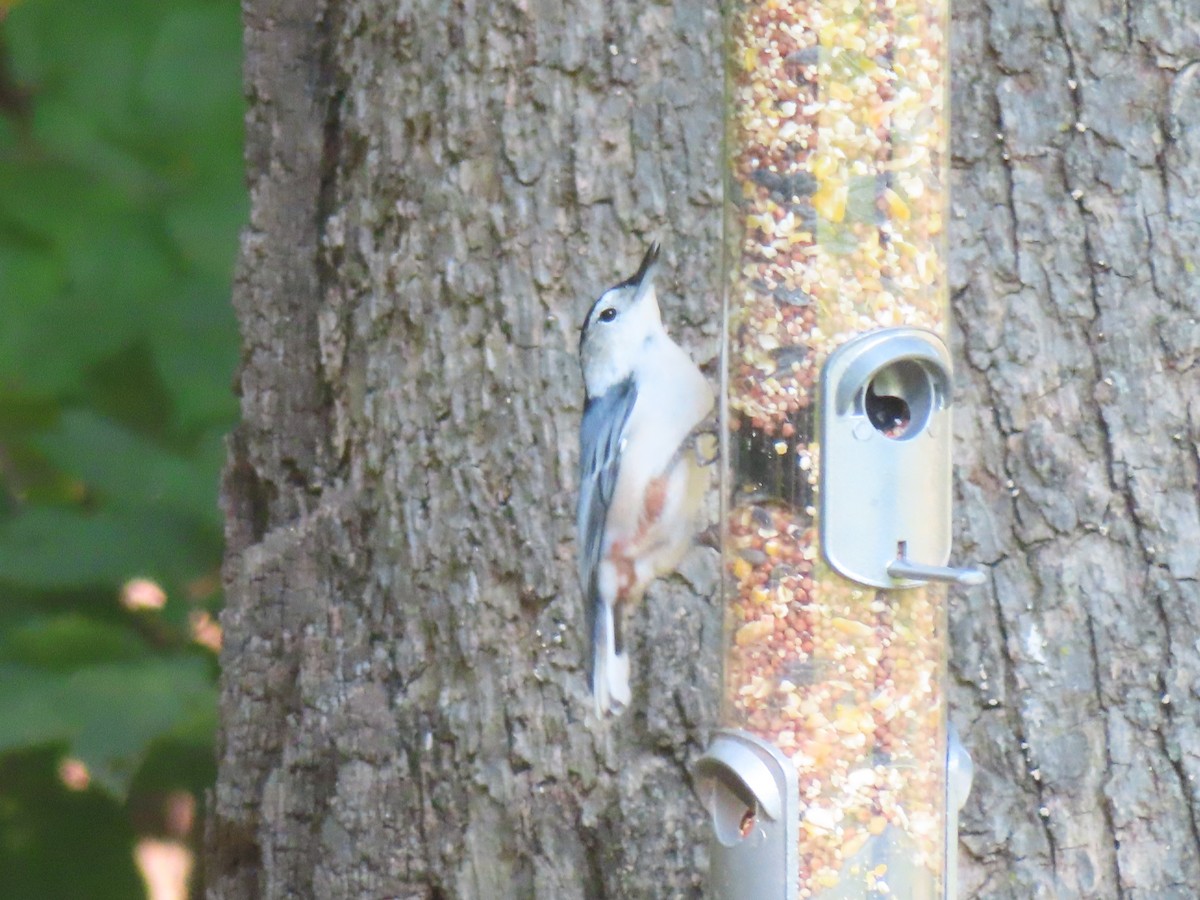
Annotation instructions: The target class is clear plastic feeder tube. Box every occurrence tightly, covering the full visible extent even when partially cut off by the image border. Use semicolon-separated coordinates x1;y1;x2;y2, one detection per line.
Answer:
714;0;951;896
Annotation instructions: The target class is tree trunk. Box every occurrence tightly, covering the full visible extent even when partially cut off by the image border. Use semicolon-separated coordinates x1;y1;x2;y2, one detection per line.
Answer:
210;0;724;896
207;0;1200;898
950;2;1200;897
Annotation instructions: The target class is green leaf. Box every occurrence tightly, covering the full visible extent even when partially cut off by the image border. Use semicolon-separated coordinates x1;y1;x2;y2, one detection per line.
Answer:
34;410;221;526
67;658;214;796
0;657;214;797
0;748;144;900
166;184;248;279
27;95;166;194
0;615;148;671
140;5;244;130
130;723;218;797
80;339;176;439
4;0;161;132
0;505;214;591
818;222;862;256
63;214;173;320
150;275;240;430
0;0;242;886
0;201;174;394
0;161;127;246
0;245;62;385
0;390;60;434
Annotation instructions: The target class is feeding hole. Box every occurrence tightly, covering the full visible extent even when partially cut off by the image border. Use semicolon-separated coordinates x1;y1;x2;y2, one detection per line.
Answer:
739;808;757;838
863;359;938;440
708;776;762;847
866;381;911;437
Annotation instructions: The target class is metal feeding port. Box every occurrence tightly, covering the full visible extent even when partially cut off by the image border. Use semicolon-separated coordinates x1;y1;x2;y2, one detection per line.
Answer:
695;730;800;900
820;328;980;590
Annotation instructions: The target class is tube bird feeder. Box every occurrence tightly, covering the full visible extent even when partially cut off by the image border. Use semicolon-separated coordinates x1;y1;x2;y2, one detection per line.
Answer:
697;0;975;896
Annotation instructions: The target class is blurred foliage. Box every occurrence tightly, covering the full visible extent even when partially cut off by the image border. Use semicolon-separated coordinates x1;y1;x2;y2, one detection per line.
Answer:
0;0;244;894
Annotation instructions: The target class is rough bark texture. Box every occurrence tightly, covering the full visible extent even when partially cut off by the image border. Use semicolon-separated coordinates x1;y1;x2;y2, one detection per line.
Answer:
950;1;1200;897
212;0;724;897
208;0;1200;897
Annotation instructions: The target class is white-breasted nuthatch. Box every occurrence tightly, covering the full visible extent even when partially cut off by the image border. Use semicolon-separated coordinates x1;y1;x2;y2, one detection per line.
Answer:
577;243;715;717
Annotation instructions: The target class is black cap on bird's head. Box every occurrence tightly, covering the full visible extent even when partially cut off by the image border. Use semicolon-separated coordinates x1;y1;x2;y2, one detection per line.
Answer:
578;243;668;392
613;241;660;291
580;242;662;346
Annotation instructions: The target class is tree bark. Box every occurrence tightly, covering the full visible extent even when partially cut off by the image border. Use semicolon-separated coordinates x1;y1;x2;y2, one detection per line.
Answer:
208;0;1200;897
211;0;724;897
950;1;1200;897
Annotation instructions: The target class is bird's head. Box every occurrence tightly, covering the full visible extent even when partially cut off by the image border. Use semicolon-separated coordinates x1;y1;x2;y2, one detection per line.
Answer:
579;243;664;397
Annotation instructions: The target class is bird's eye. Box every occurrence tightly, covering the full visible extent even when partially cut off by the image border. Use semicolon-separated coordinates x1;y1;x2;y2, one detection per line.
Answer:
599;308;617;323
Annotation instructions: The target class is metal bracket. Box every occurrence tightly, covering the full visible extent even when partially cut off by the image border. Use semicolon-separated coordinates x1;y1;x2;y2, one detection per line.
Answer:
944;724;974;899
695;730;799;900
887;544;985;588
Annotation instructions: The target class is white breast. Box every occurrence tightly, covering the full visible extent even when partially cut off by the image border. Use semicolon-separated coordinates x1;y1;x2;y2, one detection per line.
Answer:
604;334;713;544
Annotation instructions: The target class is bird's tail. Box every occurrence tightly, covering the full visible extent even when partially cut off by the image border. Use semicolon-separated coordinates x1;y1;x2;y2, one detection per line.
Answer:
592;599;631;718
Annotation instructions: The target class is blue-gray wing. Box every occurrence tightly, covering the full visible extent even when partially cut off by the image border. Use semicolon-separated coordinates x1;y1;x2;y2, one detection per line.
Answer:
577;378;638;603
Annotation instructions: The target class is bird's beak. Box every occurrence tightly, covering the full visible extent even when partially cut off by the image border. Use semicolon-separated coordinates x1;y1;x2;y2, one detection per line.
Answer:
631;241;660;303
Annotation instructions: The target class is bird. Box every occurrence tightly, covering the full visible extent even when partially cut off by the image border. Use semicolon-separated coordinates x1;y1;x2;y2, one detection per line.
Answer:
577;243;715;717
